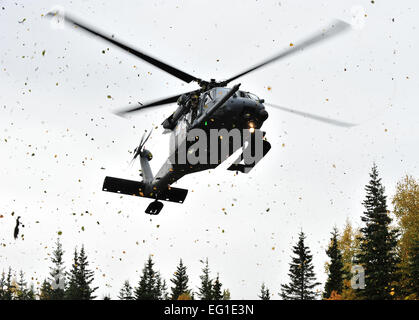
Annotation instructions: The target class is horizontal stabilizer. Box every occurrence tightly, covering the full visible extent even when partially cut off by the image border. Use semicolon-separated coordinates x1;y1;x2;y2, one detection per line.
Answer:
103;176;188;203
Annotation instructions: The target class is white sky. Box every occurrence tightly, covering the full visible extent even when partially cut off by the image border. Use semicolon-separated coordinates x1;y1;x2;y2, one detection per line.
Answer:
1;0;418;299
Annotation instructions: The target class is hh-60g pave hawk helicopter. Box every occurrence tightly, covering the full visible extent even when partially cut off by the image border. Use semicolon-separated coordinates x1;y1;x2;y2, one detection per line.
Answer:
48;12;355;214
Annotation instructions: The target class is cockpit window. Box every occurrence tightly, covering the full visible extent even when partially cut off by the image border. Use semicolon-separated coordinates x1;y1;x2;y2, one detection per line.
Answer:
204;93;212;106
247;92;260;101
208;88;217;100
214;87;230;98
237;91;248;98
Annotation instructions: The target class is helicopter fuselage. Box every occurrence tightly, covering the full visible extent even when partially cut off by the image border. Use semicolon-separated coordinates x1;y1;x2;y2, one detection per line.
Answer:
148;86;270;194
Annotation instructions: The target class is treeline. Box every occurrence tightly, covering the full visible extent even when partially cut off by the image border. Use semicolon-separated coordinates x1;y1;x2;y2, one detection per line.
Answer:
0;241;230;300
1;164;418;300
320;164;419;300
268;164;418;300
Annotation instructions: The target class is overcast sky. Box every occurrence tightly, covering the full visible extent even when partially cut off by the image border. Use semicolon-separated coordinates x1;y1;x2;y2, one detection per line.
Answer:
1;0;419;299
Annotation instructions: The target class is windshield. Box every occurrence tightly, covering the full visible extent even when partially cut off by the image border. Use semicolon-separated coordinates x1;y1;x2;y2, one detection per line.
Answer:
246;92;260;101
214;87;230;98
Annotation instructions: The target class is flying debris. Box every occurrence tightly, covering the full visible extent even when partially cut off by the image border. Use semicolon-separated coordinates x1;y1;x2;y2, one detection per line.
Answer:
14;216;22;240
46;12;354;214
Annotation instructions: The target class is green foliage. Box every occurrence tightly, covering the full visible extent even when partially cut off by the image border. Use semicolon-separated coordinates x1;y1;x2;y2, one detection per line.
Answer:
355;164;400;300
48;238;66;299
15;270;35;300
134;256;167;300
259;283;270;300
323;227;345;298
212;274;223;300
39;279;53;300
4;167;419;300
0;268;13;300
118;280;134;300
65;246;98;300
170;259;190;300
392;175;419;298
280;231;320;300
198;258;213;300
0;268;34;300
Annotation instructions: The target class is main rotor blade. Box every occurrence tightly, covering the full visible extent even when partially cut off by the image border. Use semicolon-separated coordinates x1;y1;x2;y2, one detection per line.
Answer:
266;103;356;128
222;20;350;85
115;91;196;116
46;12;199;83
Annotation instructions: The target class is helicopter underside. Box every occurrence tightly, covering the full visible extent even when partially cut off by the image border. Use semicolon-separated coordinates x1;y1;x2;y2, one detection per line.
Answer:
102;130;271;214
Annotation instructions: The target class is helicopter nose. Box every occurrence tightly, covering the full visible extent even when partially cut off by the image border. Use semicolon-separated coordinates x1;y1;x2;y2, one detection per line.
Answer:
259;108;269;121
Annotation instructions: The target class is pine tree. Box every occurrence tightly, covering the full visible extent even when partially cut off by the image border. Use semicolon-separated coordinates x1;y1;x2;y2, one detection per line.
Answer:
170;259;190;300
49;238;66;299
39;279;53;300
323;227;345;298
77;245;98;299
212;274;223;300
155;272;168;300
65;246;97;300
65;248;80;299
198;258;213;300
135;256;165;300
259;283;270;300
0;268;13;300
26;284;35;300
16;270;29;300
280;231;320;300
118;280;134;300
0;271;6;300
355;164;400;300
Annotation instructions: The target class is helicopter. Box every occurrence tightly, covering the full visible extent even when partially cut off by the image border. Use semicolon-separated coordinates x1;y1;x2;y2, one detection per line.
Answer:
47;12;355;214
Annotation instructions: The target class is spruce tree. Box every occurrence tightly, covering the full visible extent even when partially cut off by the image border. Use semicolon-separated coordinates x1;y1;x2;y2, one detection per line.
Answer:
280;231;320;300
77;245;98;299
212;274;223;300
39;279;52;300
16;270;29;300
118;280;134;300
0;268;13;300
135;256;165;300
49;238;66;299
0;271;6;300
27;284;35;300
170;259;190;300
355;164;400;300
155;272;168;300
323;227;345;298
65;248;80;299
259;283;270;300
198;258;213;300
65;246;97;300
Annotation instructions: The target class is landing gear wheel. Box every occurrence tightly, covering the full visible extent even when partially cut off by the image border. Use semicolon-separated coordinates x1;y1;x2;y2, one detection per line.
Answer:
145;200;164;215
